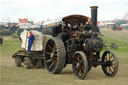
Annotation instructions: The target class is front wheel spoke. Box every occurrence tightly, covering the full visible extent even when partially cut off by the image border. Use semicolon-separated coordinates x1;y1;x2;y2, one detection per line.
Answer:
109;67;113;74
112;63;115;66
105;56;107;61
110;57;114;61
108;67;110;74
111;64;115;69
111;59;115;63
107;67;110;73
106;66;108;73
106;55;108;60
109;53;110;60
110;66;114;72
109;55;113;60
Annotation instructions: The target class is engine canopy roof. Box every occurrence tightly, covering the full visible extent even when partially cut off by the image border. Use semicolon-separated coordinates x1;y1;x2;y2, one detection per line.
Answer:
43;14;91;28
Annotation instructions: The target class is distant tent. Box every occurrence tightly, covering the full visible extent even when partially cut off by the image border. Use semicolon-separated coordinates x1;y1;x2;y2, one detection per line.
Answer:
19;18;28;23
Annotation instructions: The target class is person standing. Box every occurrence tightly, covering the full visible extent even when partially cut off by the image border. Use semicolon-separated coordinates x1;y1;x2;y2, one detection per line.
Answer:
28;31;35;53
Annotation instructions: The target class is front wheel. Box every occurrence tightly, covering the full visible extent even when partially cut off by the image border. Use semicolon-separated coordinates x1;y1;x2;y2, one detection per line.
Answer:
101;50;118;77
72;51;88;80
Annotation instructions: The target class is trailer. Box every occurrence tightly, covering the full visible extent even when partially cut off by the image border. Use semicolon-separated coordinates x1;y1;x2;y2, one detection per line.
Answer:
12;30;49;69
12;50;44;69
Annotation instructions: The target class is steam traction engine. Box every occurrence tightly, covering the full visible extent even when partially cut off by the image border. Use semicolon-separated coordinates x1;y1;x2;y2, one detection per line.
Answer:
42;6;118;79
42;6;119;79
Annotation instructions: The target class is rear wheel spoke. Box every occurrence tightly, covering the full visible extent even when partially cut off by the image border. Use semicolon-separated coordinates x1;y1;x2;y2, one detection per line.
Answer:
48;44;54;51
50;41;54;47
49;62;54;70
46;59;52;63
46;52;51;55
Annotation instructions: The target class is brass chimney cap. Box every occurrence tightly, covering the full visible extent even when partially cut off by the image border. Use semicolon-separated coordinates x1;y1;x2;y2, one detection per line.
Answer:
90;6;98;8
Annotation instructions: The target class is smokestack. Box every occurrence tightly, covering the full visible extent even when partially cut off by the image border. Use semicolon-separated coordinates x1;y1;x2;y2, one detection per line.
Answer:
90;6;98;26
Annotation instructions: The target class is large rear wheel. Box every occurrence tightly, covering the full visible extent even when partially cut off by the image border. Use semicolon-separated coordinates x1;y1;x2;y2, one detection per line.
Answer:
72;51;88;79
44;37;66;74
101;50;118;77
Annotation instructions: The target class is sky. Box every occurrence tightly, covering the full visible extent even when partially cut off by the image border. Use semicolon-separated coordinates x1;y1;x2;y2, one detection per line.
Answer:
0;0;128;22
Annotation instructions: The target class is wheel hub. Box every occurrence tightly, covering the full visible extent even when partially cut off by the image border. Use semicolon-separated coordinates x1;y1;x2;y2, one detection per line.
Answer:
106;61;112;66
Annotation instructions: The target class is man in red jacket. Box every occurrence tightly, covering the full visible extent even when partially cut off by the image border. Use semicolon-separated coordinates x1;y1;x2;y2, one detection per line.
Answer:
28;32;35;53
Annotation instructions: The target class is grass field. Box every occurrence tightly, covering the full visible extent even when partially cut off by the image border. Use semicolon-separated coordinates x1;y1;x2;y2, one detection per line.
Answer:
0;28;128;85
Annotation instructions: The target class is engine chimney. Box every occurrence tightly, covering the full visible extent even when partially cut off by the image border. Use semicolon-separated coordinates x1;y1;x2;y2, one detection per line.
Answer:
90;6;98;26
